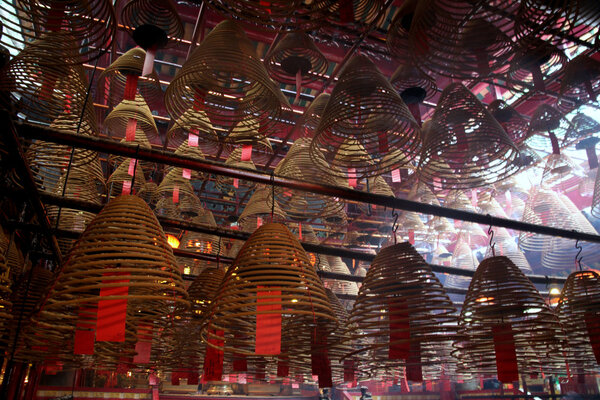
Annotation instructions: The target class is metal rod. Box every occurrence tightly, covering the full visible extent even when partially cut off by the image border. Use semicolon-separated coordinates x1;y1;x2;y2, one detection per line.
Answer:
21;124;600;245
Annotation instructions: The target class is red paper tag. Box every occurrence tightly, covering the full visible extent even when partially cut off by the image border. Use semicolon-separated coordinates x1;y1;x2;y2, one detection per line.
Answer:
343;360;355;382
126;118;137;141
149;374;158;385
122;180;132;195
96;272;129;342
241;145;253;161
173;185;180;204
203;329;224;382
189;132;199;147
391;169;401;183
74;330;95;355
408;230;415;245
406;340;422;382
347;168;357;188
471;189;478;207
233;178;239;188
585;313;600;364
142;48;156;76
256;216;263;228
124;74;139;101
182;168;191;179
277;356;289;377
152;387;159;400
408;103;421;125
133;324;153;364
255;288;281;355
492;323;519;383
74;306;96;355
298;223;302;240
531;65;545;92
128;159;137;176
311;326;332;388
549;131;560;155
389;301;410;359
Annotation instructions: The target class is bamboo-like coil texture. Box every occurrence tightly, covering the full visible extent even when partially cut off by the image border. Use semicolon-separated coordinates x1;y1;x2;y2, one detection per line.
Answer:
327;0;385;26
28;195;189;365
104;95;159;141
390;62;437;106
417;83;520;189
0;0;115;63
454;256;565;378
487;100;530;146
119;0;184;46
0;247;12;353
203;223;337;358
157;168;198;215
513;0;579;47
556;270;600;374
310;55;421;178
165;20;289;144
345;242;458;380
386;0;419;61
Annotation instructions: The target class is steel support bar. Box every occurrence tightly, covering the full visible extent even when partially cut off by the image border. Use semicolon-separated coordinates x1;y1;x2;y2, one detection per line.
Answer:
21;124;600;245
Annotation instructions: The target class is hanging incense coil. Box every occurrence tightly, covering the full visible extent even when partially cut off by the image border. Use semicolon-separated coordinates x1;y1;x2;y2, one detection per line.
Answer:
287;223;330;272
27;195;189;366
559;55;600;112
107;159;146;198
138;181;159;208
417;83;519;190
215;148;259;195
454;256;565;379
238;186;286;232
104;95;159;141
444;240;476;290
98;48;163;109
572;113;600;144
556;270;600;373
327;256;358;296
345;242;458;380
518;187;563;255
0;228;24;281
188;267;226;327
540;153;584;192
202;223;336;358
0;0;116;64
223;118;274;164
178;213;224;275
274;138;347;222
157;168;198;213
390;62;437;124
487;100;530;146
154;197;180;219
119;0;184;48
166;108;220;155
513;0;579;47
165;20;290;144
311;55;420;178
526;104;576;153
386;0;420;61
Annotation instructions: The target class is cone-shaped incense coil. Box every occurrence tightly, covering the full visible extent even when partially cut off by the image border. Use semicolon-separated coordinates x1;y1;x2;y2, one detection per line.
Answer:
556;270;600;373
139;181;159;208
526;104;576;152
167;108;220;155
345;242;458;380
444;240;476;290
327;256;358;296
265;32;328;86
157;168;197;211
559;55;600;111
165;20;289;141
107;130;153;172
30;195;189;364
188;267;226;328
215;148;258;194
514;0;580;48
311;55;421;178
166;140;206;180
0;0;116;63
104;95;159;141
239;186;286;232
540;153;583;192
454;256;565;379
224;118;274;164
108;159;146;198
274;138;347;221
390;62;437;124
488;100;530;146
387;0;419;61
120;0;184;47
518;187;563;254
417;83;519;189
202;223;337;357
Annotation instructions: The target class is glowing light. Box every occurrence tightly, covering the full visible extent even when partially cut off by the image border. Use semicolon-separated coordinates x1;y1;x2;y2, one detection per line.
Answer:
291;299;298;303
166;234;180;249
476;296;494;303
549;287;561;296
183;266;191;275
308;253;317;266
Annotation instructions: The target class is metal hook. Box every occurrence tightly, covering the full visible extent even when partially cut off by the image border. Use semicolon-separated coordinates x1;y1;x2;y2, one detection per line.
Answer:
575;238;583;271
487;215;496;257
391;208;399;244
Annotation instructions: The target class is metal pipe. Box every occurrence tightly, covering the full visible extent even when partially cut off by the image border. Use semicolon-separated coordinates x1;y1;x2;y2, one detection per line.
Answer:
21;124;600;245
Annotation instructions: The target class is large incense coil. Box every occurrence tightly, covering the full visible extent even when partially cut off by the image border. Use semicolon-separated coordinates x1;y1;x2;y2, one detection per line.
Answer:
202;223;337;358
345;242;458;380
98;48;163;109
506;37;568;97
386;0;419;61
454;256;565;378
119;0;184;47
444;240;476;290
215;148;258;194
513;0;579;47
165;20;290;144
188;267;226;328
274;138;347;221
409;1;514;80
526;104;576;152
556;270;600;373
28;195;189;365
572;113;600;144
107;158;146;198
264;32;328;87
390;61;437;124
0;0;115;63
559;55;600;112
417;83;520;189
104;95;159;141
487;100;530;146
238;186;286;232
443;191;486;247
518;187;561;254
223;118;274;165
310;55;421;178
166;108;220;155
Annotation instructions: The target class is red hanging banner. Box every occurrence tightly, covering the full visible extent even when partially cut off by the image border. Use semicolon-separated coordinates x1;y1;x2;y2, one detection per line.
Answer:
311;326;332;388
188;372;200;385
277;356;289;377
203;329;225;382
74;305;96;355
406;340;422;382
389;301;410;360
133;323;153;364
492;323;519;383
255;288;281;355
585;313;600;364
96;272;129;342
233;332;248;372
124;74;139;101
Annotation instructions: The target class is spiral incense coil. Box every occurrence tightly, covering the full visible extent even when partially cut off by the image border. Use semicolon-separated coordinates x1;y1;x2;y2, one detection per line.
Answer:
264;32;328;86
287;223;330;272
417;83;519;190
188;267;226;327
215;148;258;194
180;212;224;267
157;168;197;212
311;55;420;178
99;48;163;109
454;256;565;378
444;240;476;290
527;104;576;154
138;181;159;208
327;0;385;26
326;256;358;296
104;95;159;141
540;153;583;192
154;197;180;219
513;0;579;47
390;62;437;124
223;118;274;165
119;0;184;48
0;0;115;64
302;93;330;135
165;20;290;144
167;108;220;155
572;113;600;144
556;270;600;373
274;138;347;221
202;223;336;359
487;100;530;146
163;141;206;181
506;37;568;97
409;1;514;80
107;159;146;198
0;228;24;281
558;55;600;112
517;187;563;253
238;186;286;232
345;242;458;380
387;0;420;61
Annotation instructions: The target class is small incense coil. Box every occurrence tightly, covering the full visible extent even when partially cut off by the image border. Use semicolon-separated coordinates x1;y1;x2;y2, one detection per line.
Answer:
188;267;226;328
487;100;530;146
202;223;336;359
558;55;600;112
107;158;146;198
527;104;576;153
417;83;520;190
163;141;206;181
154;197;180;219
345;242;458;381
327;0;385;25
0;0;116;64
444;240;476;290
215;148;258;195
98;47;163;109
572;114;600;145
311;55;421;178
390;62;437;124
179;212;224;272
107;130;153;174
540;153;584;192
28;195;189;365
481;225;533;275
138;181;159;208
358;175;394;215
518;187;558;254
238;186;286;232
223;118;274;165
165;20;290;145
556;270;600;374
119;0;184;48
104;95;159;141
454;256;565;378
157;168;198;213
326;256;358;296
166;108;220;155
506;37;568;96
287;223;330;272
274;138;347;221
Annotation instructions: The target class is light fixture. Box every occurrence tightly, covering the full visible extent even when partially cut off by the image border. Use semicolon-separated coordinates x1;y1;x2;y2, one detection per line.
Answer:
166;234;180;249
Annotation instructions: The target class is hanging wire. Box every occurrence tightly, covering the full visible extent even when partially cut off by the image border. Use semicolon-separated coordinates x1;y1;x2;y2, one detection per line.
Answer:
487;215;496;257
129;144;141;192
217;237;222;269
365;178;372;216
391;207;399;244
575;238;583;271
270;171;275;222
